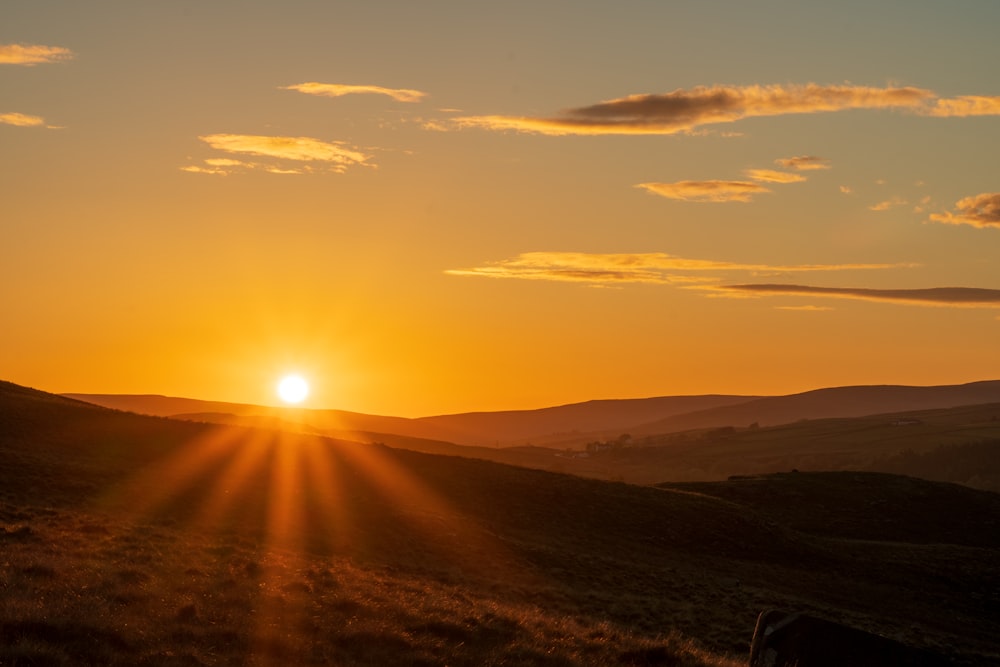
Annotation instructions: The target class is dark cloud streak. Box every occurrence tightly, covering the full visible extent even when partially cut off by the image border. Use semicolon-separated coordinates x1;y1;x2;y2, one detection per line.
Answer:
720;284;1000;306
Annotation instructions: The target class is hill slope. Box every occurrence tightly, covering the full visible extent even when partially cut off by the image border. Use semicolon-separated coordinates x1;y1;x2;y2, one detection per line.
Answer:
67;380;1000;451
560;401;1000;487
631;380;1000;435
63;392;757;446
4;380;999;665
64;386;1000;489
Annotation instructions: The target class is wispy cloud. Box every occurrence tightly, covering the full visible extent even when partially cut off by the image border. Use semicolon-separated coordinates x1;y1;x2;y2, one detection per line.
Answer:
0;43;74;65
636;180;770;203
200;134;370;163
0;112;46;127
716;284;1000;307
775;155;831;171
929;193;1000;229
282;82;427;103
454;84;934;135
179;164;230;175
776;305;835;312
447;252;910;286
928;96;1000;117
180;159;310;175
744;168;807;184
185;134;373;174
205;158;244;167
869;197;907;211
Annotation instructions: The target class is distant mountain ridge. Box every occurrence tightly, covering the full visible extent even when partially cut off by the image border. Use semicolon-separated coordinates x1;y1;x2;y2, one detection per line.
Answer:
65;380;1000;448
629;380;1000;436
62;392;758;446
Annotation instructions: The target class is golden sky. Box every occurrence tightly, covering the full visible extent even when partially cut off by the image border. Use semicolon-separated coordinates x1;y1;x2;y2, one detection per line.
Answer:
3;1;999;416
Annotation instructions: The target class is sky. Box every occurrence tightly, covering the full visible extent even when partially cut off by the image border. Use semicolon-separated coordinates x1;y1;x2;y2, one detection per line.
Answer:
3;0;1000;417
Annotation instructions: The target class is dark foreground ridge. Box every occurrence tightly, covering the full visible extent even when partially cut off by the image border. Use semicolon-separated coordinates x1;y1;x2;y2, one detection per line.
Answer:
2;380;999;665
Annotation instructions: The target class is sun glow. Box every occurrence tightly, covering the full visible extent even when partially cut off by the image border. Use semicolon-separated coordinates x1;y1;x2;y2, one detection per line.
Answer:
277;374;309;404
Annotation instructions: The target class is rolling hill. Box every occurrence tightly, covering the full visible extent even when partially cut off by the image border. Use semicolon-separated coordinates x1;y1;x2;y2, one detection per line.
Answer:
568;400;1000;487
68;387;1000;489
62;392;759;447
66;380;1000;452
3;379;999;665
628;380;1000;436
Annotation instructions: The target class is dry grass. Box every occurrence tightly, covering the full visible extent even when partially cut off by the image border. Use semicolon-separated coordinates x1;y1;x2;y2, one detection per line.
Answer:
0;507;739;666
2;381;999;665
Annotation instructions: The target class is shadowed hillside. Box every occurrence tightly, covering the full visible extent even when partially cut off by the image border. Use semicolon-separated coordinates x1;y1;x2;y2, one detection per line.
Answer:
630;381;1000;436
660;471;1000;548
67;380;1000;454
64;386;1000;489
489;401;1000;488
63;392;758;447
410;395;758;445
4;381;999;665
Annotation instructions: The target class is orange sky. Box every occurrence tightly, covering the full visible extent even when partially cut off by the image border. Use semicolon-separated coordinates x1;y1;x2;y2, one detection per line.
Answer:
3;1;1000;416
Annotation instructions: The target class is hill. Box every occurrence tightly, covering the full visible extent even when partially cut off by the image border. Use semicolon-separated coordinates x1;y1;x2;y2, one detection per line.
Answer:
3;380;999;664
66;386;1000;490
556;401;1000;487
629;380;1000;436
409;395;757;445
63;392;757;447
66;380;1000;453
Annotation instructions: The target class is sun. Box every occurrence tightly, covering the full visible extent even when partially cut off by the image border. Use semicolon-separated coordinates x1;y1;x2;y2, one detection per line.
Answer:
276;374;309;404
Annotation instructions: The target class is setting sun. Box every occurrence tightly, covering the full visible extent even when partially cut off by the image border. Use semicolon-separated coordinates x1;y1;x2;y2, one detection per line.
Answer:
3;2;1000;417
3;4;1000;666
277;375;309;404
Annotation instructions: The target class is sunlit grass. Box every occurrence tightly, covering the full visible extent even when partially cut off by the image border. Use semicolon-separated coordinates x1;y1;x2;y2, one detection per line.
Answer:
0;507;740;666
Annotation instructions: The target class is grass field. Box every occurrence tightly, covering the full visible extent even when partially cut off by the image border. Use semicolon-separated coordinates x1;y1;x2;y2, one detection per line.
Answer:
2;381;999;665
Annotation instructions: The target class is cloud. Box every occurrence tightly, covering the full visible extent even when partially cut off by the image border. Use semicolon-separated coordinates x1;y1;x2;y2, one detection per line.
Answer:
192;134;372;173
446;251;911;286
0;112;46;127
454;84;934;135
929;193;1000;228
776;305;835;312
839;185;852;194
869;197;907;211
179;165;229;175
636;180;770;203
775;155;831;170
716;284;1000;307
0;43;74;65
205;158;244;167
928;96;1000;117
745;168;807;184
282;82;427;103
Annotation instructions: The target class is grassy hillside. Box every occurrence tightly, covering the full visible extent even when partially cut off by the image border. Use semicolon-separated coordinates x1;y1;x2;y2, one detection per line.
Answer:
630;381;1000;436
64;392;759;447
65;381;1000;450
409;395;757;445
3;381;999;665
532;402;1000;487
66;382;1000;489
